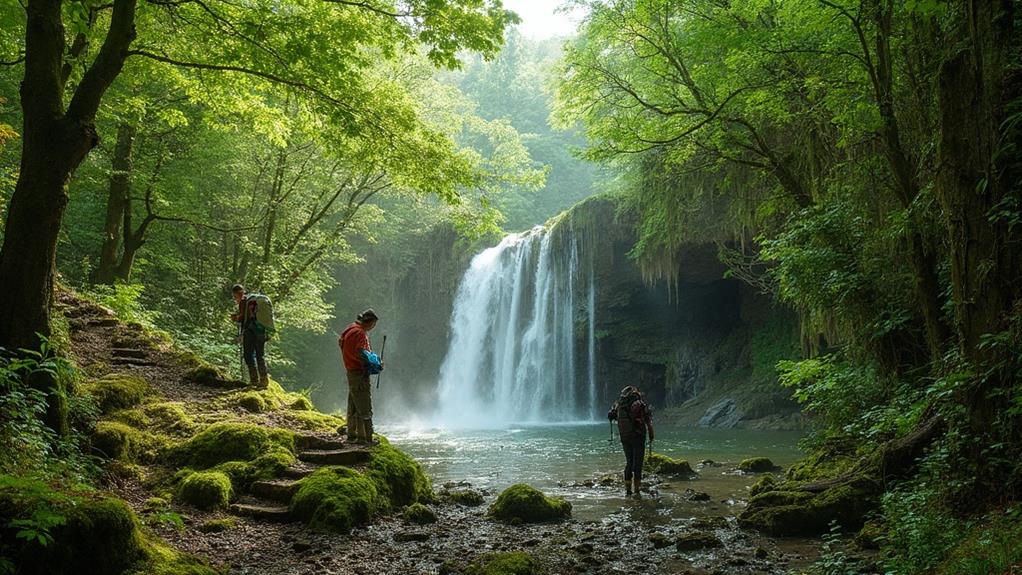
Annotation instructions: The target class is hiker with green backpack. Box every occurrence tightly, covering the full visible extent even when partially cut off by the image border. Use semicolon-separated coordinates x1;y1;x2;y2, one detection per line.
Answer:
231;284;275;388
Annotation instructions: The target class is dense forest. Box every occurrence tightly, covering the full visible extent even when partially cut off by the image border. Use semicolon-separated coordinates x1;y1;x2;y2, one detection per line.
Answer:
1;0;1021;573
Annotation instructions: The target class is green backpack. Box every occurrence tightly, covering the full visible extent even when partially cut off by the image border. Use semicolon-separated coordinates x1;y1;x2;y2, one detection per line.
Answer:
244;293;276;336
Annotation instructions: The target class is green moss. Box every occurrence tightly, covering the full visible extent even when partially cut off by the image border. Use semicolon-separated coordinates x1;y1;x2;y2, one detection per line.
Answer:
175;422;295;469
290;396;314;411
403;502;438;525
176;471;232;510
278;410;346;432
645;452;696;477
786;437;857;481
738;477;880;535
366;443;434;508
749;474;778;497
236;392;269;413
214;447;297;491
289;466;383;532
179;352;242;389
447;489;485;507
81;373;148;414
130;536;218;575
487;484;571;524
92;421;167;463
738;457;777;473
197;518;238;533
144;402;196;436
465;552;537;575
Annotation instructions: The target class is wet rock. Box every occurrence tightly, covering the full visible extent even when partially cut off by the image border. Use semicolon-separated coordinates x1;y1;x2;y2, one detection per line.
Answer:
699;459;722;467
487;484;571;524
572;542;595;554
293;539;313;552
699;398;741;428
394;531;431;542
738;457;779;473
690;516;727;530
675;532;723;552
683;489;711;502
648;532;672;549
738;476;881;536
446;488;485;507
749;473;778;496
404;502;438;525
754;547;769;559
645;452;697;478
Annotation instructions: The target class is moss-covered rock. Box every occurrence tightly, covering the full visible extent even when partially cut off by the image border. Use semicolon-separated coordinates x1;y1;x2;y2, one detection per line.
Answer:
786;436;857;481
144;402;195;436
676;531;723;551
176;471;233;510
197;518;237;533
749;474;778;497
92;421;167;463
366;444;434;508
81;373;148;414
645;452;697;477
447;488;485;507
738;457;778;473
236;392;269;413
403;502;438;525
214;446;296;491
278;410;346;432
465;552;537;575
290;466;383;532
290;396;314;411
179;352;243;389
487;484;571;524
738;476;881;535
174;422;295;468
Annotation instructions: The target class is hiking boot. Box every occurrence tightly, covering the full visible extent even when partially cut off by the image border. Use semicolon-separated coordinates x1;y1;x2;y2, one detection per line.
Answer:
632;479;641;496
258;373;270;389
247;366;259;387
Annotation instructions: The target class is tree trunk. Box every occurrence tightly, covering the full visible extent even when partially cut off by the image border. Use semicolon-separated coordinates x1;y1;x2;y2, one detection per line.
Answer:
94;122;136;284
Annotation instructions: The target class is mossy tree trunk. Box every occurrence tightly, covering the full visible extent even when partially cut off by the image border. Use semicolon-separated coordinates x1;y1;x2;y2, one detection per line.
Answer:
94;122;137;285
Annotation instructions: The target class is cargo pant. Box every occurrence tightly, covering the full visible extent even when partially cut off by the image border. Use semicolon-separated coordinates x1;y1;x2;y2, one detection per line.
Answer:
346;369;373;441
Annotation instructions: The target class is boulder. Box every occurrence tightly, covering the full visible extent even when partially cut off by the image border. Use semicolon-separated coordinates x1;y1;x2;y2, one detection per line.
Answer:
487;484;571;524
737;476;881;536
176;471;233;510
403;502;438;525
699;398;741;428
676;531;723;551
738;457;778;473
645;452;697;478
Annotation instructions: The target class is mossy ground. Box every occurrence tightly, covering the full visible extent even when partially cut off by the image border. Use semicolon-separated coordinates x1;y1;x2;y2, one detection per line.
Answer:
92;420;168;463
487;484;571;524
81;373;149;414
174;421;295;469
464;552;537;575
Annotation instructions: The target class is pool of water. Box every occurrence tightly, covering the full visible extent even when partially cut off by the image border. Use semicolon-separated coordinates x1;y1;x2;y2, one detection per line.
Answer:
382;422;803;521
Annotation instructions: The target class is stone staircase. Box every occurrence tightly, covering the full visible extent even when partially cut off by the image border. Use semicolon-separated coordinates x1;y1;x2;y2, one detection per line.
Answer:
227;437;372;523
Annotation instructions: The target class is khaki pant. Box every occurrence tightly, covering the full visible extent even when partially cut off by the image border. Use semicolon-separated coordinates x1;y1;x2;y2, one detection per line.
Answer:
346;370;373;440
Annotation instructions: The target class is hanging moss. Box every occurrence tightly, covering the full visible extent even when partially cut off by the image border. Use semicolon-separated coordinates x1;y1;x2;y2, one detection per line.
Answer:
487;484;571;524
174;422;295;469
366;444;434;508
176;471;233;510
81;373;149;414
289;466;383;533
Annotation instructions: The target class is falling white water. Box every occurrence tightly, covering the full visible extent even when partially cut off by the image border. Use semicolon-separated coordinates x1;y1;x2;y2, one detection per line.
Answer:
436;226;598;428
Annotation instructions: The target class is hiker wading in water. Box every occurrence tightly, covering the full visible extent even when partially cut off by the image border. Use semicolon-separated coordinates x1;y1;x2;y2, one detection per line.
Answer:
339;309;383;445
231;284;274;388
608;386;655;496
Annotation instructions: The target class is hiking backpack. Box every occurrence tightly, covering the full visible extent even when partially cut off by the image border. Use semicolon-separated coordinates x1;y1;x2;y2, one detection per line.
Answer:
613;391;644;437
244;293;276;336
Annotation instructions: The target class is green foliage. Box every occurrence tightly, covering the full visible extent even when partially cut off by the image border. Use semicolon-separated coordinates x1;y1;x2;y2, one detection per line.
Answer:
464;552;537;575
79;284;159;329
91;421;167;464
289;466;383;533
486;484;571;524
175;471;232;511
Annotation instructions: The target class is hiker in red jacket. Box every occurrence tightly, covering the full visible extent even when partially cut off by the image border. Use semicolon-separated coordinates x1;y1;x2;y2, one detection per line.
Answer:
339;309;383;444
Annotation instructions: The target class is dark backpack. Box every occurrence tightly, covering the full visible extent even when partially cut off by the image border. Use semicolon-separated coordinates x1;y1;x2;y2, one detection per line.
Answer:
612;391;644;437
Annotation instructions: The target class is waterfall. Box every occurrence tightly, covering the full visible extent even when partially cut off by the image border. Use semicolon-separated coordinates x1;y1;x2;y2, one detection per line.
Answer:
436;225;597;427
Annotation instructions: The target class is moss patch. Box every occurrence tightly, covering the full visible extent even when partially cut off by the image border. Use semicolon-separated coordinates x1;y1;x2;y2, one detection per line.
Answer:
645;452;696;477
92;421;167;463
236;392;269;413
366;444;434;508
487;484;571;524
447;489;485;507
179;352;243;389
197;518;238;533
404;502;437;525
174;422;295;469
176;471;232;510
290;466;383;532
278;410;346;432
738;476;881;535
290;396;314;411
749;474;778;497
738;457;778;473
214;447;296;491
81;373;149;414
465;552;537;575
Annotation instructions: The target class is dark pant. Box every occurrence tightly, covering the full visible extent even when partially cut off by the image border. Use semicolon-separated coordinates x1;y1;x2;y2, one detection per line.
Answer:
346;369;373;440
242;329;267;375
621;433;646;482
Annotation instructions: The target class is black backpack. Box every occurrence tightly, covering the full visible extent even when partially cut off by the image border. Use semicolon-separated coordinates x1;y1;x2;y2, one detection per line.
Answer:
610;390;644;436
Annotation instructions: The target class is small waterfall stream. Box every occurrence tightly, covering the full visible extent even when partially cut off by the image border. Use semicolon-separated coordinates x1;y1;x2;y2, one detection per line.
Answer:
436;225;598;427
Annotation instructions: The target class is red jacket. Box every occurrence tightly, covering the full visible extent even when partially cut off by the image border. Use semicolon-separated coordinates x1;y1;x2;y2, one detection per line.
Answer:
339;322;372;371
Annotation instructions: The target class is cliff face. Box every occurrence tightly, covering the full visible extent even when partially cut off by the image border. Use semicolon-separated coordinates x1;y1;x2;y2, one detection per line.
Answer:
368;196;802;428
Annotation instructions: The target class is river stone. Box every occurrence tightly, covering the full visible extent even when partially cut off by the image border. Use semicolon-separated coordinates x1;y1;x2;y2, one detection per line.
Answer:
676;532;723;552
394;531;431;542
648;532;671;549
738;457;778;473
699;398;742;428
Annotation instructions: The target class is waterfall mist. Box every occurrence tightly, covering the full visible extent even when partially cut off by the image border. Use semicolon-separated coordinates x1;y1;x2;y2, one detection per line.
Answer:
436;226;598;428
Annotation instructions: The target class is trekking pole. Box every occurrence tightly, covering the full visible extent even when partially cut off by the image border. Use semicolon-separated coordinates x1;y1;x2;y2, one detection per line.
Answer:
375;335;387;390
238;324;244;380
608;420;614;444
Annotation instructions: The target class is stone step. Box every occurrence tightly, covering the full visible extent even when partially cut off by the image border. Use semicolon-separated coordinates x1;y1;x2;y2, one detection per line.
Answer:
87;317;119;327
112;357;156;367
281;465;318;480
111;347;147;359
250;479;301;503
298;449;370;466
229;502;291;522
295;435;349;451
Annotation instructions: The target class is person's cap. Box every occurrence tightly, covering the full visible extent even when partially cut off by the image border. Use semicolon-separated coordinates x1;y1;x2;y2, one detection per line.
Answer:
231;284;245;293
358;308;379;322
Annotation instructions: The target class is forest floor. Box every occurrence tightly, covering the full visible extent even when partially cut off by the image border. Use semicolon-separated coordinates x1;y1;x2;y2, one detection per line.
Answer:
61;292;830;575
